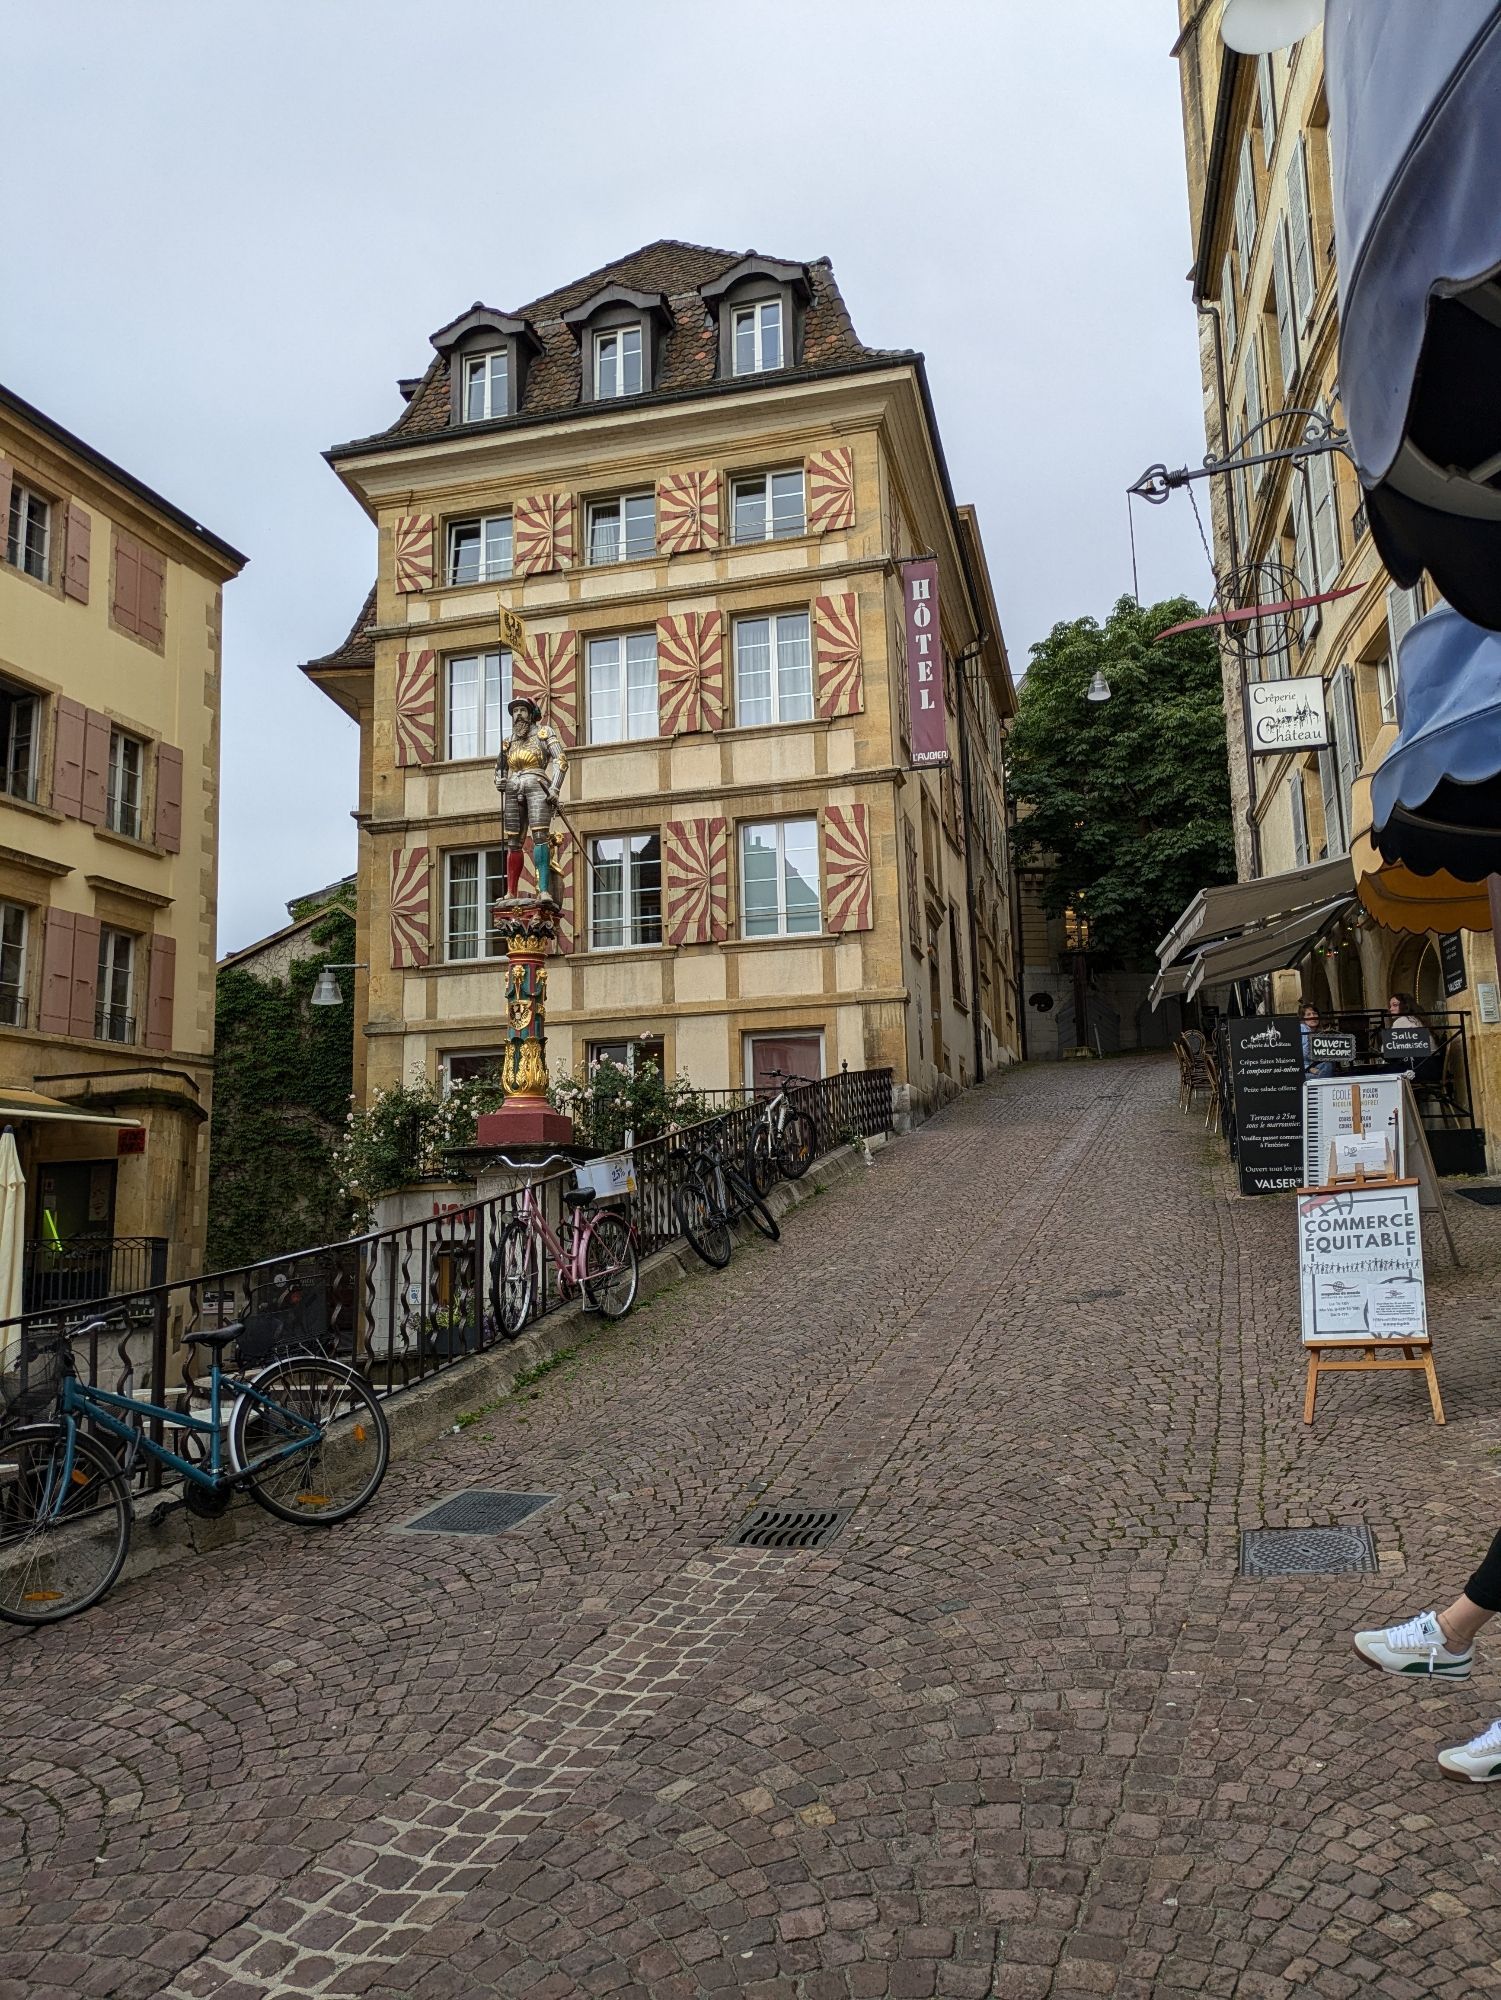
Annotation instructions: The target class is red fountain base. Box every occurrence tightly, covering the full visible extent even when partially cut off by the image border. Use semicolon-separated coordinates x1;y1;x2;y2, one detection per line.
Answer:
476;1102;576;1148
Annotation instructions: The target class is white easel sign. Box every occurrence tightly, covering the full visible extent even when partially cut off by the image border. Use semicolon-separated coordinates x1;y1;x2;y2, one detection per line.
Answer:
1297;1183;1427;1345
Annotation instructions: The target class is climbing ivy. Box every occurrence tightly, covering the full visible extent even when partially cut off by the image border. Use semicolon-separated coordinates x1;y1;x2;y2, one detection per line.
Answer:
205;908;357;1269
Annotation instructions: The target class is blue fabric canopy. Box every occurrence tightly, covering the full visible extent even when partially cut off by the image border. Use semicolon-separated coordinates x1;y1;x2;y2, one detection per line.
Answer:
1327;1;1501;628
1370;605;1501;878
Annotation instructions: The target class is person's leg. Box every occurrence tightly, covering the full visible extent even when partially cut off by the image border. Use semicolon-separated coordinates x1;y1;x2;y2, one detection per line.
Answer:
1437;1528;1501;1649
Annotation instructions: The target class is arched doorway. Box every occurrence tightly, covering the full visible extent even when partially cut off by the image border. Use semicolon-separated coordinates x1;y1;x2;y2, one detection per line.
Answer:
1386;934;1444;1013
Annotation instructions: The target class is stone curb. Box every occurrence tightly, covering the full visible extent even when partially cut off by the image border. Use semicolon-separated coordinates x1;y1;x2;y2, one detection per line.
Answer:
117;1138;884;1586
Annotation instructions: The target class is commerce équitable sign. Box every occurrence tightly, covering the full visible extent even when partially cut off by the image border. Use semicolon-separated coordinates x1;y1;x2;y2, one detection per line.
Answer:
902;557;950;768
1297;1182;1427;1344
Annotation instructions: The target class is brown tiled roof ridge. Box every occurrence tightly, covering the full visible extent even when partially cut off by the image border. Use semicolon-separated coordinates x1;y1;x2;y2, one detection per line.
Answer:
303;581;376;670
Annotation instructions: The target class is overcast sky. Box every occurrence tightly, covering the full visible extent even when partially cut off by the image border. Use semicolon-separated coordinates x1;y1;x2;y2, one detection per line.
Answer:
6;0;1209;954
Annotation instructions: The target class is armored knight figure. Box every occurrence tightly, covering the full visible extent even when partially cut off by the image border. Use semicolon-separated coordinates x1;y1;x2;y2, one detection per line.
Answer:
495;696;568;901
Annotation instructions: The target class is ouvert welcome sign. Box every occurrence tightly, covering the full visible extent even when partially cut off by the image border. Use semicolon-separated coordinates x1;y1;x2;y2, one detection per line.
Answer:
902;557;950;768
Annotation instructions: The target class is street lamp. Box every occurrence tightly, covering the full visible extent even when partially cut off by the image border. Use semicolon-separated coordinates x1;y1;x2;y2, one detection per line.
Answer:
1086;670;1112;703
311;963;365;1007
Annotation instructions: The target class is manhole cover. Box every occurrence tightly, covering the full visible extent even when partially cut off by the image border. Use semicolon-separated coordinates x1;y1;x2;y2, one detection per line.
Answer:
1240;1526;1376;1578
395;1490;557;1536
1454;1186;1501;1206
731;1505;849;1551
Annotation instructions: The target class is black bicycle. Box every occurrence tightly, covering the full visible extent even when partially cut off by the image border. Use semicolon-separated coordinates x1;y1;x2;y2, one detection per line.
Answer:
672;1130;780;1269
746;1070;818;1196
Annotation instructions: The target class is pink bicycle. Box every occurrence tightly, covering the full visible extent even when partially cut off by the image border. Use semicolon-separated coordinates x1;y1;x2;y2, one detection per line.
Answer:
491;1181;639;1337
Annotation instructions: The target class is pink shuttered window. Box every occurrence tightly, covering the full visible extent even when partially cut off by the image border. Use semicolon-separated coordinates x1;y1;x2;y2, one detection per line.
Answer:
51;697;87;817
393;514;437;593
80;709;111;826
154;744;183;852
512;631;580;748
663;817;730;946
393;649;438;767
805;447;855;534
812;594;865;718
145;935;176;1050
823;804;874;934
112;531;165;646
389;847;432;969
39;910;76;1034
513;493;576;576
63;503;91;603
655;470;720;555
656;613;725;737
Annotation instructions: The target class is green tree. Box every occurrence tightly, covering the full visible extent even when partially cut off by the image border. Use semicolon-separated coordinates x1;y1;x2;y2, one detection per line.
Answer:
206;907;357;1268
1007;594;1235;965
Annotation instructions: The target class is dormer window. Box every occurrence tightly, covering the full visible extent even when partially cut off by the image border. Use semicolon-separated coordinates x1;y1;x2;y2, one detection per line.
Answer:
594;326;643;399
732;300;782;376
463;351;508;422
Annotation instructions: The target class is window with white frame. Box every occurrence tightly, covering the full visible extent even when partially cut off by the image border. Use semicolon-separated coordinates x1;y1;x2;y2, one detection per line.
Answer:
462;350;508;422
731;298;783;375
106;730;145;839
740;819;820;938
5;482;50;582
587;493;655;565
1375;653;1398;724
0;901;26;1027
441;1050;503;1092
594;326;643;398
445;849;506;961
588;1036;665;1075
730;470;805;544
0;679;38;803
96;926;135;1042
446;649;510;760
588;833;662;950
734;612;813;727
447;513;513;586
587;633;658;744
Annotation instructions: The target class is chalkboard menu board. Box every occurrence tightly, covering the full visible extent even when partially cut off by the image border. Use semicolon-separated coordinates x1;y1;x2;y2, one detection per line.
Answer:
1440;931;1467;997
1224;1016;1305;1195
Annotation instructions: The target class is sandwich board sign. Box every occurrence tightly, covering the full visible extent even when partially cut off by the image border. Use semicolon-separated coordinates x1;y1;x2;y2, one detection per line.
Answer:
1224;1016;1304;1195
1303;1074;1403;1186
1296;1178;1444;1423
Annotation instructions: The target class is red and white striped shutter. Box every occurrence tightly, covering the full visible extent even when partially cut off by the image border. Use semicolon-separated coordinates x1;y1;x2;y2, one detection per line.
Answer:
393;649;438;766
38;911;76;1034
552;835;575;954
145;936;176;1050
823;804;874;934
51;697;87;817
393;514;437;593
656;612;726;735
63;503;91;603
812;594;865;718
154;744;184;852
389;847;432;968
805;446;855;534
69;914;102;1039
80;709;111;826
512;631;579;747
514;493;575;575
656;469;720;555
663;817;730;945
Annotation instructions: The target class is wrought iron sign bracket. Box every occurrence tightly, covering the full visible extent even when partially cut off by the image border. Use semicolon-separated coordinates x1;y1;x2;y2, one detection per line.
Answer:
1129;408;1354;506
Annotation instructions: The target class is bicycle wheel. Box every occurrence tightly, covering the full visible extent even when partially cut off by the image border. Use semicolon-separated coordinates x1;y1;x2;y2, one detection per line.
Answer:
229;1357;389;1526
747;1125;777;1197
491;1218;536;1338
673;1177;733;1269
724;1164;780;1242
780;1111;817;1179
0;1423;132;1626
581;1210;639;1318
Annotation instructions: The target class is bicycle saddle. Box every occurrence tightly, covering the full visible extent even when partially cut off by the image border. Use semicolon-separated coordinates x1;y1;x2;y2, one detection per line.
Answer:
563;1189;593;1208
182;1325;243;1349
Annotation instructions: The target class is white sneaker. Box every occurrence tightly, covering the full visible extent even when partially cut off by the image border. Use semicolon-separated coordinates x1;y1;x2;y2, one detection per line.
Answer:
1353;1610;1473;1679
1438;1718;1501;1782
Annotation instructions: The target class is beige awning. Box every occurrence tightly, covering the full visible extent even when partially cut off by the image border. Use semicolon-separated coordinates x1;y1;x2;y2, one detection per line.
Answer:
1157;855;1356;970
1148;963;1191;1008
1185;897;1351;999
0;1088;142;1129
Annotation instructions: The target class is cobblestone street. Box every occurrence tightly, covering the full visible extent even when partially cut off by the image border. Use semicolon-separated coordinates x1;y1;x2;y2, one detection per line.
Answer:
6;1054;1501;1999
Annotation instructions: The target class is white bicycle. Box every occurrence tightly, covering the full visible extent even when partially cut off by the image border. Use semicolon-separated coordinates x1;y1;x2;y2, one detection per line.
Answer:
746;1071;818;1196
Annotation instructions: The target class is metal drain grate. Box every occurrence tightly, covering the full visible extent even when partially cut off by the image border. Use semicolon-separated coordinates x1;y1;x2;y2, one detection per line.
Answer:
395;1490;557;1536
731;1505;849;1551
1240;1525;1376;1578
1454;1186;1501;1206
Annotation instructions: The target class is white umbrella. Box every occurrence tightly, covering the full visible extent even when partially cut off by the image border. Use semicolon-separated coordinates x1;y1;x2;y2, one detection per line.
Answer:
0;1126;25;1376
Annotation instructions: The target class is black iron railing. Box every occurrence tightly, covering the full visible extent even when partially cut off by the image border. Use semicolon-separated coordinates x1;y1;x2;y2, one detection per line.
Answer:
23;1235;168;1314
0;1070;893;1493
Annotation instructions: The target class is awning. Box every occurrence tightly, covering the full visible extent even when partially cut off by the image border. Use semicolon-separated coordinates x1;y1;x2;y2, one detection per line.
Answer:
1148;963;1191;1009
1184;897;1350;1000
1156;855;1354;970
0;1088;143;1130
1369;605;1501;881
1325;1;1501;629
1352;715;1491;931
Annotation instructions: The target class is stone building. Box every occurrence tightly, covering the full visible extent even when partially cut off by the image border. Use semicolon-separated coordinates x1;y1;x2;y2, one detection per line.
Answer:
303;241;1020;1120
1171;8;1501;1162
0;383;245;1291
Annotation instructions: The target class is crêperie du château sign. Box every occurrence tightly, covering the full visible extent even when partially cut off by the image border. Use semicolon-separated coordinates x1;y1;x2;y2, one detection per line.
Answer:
1225;1016;1305;1195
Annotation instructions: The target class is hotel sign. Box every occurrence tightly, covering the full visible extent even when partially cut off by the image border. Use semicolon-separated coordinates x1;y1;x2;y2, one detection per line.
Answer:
902;557;950;768
1247;677;1329;754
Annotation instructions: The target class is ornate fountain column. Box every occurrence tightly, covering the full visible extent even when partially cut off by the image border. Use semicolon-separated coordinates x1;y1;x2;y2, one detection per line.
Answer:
475;901;575;1148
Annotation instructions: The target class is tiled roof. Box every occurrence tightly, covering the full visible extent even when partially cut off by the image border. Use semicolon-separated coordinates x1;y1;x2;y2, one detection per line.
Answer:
302;582;375;671
343;240;908;451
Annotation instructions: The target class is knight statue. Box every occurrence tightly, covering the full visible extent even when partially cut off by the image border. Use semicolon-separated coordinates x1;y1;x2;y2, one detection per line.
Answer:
495;695;568;902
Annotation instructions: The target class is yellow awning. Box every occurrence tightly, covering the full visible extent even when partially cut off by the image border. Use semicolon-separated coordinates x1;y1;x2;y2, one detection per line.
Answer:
1351;723;1491;933
0;1088;142;1129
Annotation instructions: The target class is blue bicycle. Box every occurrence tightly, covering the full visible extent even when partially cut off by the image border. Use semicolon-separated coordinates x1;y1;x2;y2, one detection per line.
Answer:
0;1321;389;1626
